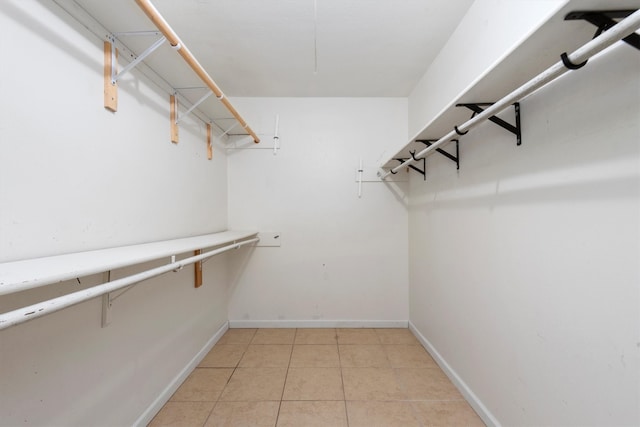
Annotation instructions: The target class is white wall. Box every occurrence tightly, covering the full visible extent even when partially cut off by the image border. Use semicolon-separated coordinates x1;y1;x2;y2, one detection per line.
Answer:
408;43;639;426
226;97;409;326
0;2;234;425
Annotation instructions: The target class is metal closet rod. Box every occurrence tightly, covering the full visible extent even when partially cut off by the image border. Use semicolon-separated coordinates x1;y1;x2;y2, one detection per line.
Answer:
379;9;640;180
134;0;260;143
0;237;259;331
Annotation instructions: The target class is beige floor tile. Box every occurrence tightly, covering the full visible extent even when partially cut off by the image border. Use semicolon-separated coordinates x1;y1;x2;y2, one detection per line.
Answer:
375;328;419;345
149;401;215;427
218;329;257;345
336;328;380;344
170;368;234;402
290;345;340;367
205;401;280;427
199;345;247;368
412;401;485;426
395;368;463;400
276;401;347;427
219;368;287;401
385;344;438;368
154;329;482;425
341;367;405;401
294;328;338;344
238;345;292;368
346;401;421;427
251;328;296;344
283;367;344;400
339;344;390;367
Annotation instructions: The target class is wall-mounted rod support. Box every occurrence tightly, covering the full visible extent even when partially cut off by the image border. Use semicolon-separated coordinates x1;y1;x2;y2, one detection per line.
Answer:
378;9;640;180
273;114;280;155
176;90;213;124
135;0;260;143
357;158;363;198
113;31;162;37
221;122;239;137
112;35;166;84
0;237;259;331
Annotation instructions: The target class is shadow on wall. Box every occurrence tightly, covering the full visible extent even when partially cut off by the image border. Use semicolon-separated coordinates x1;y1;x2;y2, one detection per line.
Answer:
225;244;258;302
409;173;638;212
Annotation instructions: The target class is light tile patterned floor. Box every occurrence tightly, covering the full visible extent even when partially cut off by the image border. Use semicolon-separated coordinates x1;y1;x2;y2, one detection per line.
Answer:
149;328;485;427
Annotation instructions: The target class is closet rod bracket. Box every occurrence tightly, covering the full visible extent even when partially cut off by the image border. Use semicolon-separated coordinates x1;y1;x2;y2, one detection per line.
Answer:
393;157;426;180
565;10;640;51
415;139;459;170
456;102;521;146
109;34;167;85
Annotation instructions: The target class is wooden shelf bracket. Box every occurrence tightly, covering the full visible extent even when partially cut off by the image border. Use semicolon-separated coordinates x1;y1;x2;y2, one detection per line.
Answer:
103;32;166;112
170;94;179;143
207;123;213;160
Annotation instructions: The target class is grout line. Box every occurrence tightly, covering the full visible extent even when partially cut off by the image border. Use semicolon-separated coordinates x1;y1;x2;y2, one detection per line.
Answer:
275;329;296;427
337;338;349;427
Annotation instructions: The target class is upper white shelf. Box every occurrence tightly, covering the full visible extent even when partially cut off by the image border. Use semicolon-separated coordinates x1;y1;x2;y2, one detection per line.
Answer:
383;0;638;168
0;230;258;296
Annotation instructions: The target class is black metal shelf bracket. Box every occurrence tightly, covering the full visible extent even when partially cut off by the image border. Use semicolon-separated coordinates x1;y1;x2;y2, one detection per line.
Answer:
393;157;426;180
456;102;522;146
415;139;460;170
565;10;640;51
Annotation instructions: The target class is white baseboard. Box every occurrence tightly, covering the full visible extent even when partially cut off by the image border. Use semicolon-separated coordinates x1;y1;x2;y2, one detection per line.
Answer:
228;319;409;328
408;321;500;427
134;321;230;427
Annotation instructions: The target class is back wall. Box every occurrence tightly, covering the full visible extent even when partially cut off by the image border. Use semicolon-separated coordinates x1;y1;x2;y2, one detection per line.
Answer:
226;97;409;326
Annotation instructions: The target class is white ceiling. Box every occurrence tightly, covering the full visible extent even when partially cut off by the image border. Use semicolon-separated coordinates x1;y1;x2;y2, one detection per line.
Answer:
74;0;475;97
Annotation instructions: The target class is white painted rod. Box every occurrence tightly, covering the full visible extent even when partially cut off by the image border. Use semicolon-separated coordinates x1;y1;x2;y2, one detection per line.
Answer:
0;238;259;331
379;10;640;180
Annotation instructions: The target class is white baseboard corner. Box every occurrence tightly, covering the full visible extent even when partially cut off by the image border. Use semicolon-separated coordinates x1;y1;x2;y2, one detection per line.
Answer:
408;321;500;427
134;321;230;426
228;319;409;329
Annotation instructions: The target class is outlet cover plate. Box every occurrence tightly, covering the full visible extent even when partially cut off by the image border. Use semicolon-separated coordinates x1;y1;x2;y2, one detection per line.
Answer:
257;232;281;247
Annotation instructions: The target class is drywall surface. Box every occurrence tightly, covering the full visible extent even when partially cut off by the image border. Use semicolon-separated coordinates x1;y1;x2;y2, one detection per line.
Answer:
407;0;566;140
0;3;228;263
408;43;639;426
226;97;409;325
0;1;232;425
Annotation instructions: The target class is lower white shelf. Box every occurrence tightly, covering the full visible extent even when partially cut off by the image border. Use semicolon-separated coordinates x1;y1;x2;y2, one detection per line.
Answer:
0;230;258;296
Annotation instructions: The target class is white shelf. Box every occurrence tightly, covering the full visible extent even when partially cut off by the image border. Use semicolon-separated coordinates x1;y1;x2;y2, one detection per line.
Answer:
0;230;258;296
383;0;637;168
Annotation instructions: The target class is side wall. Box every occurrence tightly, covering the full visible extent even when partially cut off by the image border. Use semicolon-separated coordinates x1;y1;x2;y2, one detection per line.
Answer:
408;44;639;426
0;2;233;425
226;98;409;326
